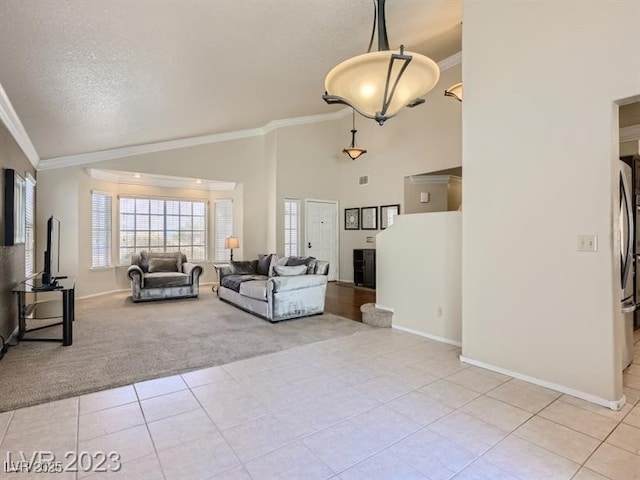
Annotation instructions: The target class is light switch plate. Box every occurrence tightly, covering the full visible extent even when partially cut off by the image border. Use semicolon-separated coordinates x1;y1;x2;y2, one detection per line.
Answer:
577;234;598;252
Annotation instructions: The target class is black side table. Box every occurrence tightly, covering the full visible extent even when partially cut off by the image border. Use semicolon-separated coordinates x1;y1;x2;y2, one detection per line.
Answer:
12;276;76;346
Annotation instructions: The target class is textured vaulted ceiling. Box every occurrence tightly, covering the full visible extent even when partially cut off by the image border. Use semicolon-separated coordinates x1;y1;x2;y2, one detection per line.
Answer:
0;0;462;160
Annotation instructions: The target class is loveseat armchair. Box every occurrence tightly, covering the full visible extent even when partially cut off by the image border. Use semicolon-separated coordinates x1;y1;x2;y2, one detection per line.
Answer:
216;254;329;322
127;251;203;302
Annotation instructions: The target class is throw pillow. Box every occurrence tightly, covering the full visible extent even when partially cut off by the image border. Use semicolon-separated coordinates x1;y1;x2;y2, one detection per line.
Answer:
148;257;179;273
257;254;274;276
286;256;317;274
140;251;183;272
273;265;308;276
230;261;256;275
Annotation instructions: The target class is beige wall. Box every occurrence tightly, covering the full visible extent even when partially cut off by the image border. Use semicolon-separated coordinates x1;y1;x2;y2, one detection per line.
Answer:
462;0;640;406
448;183;462;211
36;62;462;295
377;212;462;343
0;121;36;341
404;180;449;214
37;135;266;297
335;64;462;281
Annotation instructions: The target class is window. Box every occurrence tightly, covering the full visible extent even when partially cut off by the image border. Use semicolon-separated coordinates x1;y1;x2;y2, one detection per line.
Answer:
284;199;299;256
119;197;206;264
214;199;233;261
25;174;36;278
92;192;112;268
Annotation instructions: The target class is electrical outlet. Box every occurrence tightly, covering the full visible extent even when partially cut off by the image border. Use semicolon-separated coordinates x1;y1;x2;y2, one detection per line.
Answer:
437;306;443;318
577;234;598;252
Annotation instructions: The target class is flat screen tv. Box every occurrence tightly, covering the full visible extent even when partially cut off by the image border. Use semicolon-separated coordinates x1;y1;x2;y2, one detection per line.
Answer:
42;216;60;287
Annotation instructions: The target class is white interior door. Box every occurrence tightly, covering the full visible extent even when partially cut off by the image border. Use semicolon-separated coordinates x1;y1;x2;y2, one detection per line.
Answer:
305;200;338;281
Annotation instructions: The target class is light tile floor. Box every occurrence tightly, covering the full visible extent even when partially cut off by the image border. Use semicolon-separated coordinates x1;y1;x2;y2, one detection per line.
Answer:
1;328;639;480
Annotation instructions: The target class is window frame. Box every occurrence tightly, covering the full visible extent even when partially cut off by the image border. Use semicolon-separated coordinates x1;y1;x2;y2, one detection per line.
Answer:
284;198;300;257
117;195;208;265
92;190;113;269
25;173;36;278
213;198;234;262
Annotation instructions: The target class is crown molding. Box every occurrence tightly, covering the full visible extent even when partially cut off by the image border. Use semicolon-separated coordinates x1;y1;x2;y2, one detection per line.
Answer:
38;108;352;171
86;168;236;191
438;51;462;71
0;83;40;169
410;174;462;185
37;51;462;172
620;124;640;143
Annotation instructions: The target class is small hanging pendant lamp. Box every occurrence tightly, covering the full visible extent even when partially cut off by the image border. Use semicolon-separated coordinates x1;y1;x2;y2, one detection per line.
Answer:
343;110;367;160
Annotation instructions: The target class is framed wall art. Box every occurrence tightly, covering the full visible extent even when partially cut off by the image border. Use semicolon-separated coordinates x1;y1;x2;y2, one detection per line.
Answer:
360;206;378;230
380;204;400;229
345;208;360;230
4;168;26;245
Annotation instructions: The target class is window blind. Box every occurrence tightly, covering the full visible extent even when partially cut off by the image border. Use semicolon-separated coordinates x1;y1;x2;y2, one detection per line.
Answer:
25;175;36;278
284;199;299;256
214;199;233;261
92;192;112;268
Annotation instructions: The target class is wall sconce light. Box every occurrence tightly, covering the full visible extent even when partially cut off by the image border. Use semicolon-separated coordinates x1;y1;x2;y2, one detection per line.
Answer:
444;83;463;102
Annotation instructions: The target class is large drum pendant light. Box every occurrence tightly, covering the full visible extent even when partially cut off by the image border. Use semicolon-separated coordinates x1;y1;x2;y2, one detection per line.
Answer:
323;0;440;125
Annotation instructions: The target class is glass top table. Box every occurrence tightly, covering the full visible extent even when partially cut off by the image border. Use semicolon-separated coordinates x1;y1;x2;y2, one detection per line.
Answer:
12;275;76;346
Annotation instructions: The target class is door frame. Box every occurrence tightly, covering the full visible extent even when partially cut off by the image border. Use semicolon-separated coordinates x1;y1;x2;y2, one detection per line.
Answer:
304;199;339;281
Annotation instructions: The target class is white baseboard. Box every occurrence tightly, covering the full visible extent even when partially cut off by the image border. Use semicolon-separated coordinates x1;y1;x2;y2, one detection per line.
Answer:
76;289;129;300
392;324;462;347
459;355;626;411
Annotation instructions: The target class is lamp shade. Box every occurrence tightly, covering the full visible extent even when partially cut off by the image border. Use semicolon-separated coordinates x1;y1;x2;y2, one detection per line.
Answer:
444;82;463;102
343;147;367;160
324;49;440;124
224;236;239;249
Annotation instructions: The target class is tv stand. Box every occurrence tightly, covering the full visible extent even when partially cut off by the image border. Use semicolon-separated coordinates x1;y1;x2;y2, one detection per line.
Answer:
31;281;60;291
12;275;75;346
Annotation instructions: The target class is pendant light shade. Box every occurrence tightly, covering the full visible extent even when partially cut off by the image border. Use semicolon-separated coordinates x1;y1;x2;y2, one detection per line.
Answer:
323;0;440;125
444;82;463;102
343;110;367;160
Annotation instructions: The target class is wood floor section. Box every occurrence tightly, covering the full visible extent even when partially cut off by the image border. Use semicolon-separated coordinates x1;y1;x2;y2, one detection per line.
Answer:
324;281;376;322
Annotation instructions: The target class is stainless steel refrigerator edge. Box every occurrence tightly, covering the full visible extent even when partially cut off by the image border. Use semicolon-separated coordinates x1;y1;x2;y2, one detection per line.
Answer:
619;160;634;370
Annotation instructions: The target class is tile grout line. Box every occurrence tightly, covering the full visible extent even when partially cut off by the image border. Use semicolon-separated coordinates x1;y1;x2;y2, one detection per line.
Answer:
185;375;246;477
132;383;168;480
74;396;80;480
0;410;15;450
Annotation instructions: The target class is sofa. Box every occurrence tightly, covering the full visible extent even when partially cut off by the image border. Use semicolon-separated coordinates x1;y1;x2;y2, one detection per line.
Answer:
216;254;329;322
127;251;203;302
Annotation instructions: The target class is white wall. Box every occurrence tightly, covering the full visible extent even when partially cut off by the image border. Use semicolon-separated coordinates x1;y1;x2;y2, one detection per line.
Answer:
36;62;462;296
462;0;640;406
377;212;462;344
335;64;462;281
37;135;266;297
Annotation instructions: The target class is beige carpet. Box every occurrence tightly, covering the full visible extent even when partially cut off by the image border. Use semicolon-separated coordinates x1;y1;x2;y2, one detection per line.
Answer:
0;291;372;412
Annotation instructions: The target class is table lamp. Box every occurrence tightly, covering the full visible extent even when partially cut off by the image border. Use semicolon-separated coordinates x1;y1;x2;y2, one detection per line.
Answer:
225;236;239;261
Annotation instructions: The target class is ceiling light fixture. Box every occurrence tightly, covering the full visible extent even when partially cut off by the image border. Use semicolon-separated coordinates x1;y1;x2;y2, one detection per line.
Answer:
323;0;440;125
444;82;463;102
133;173;142;179
343;109;367;160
